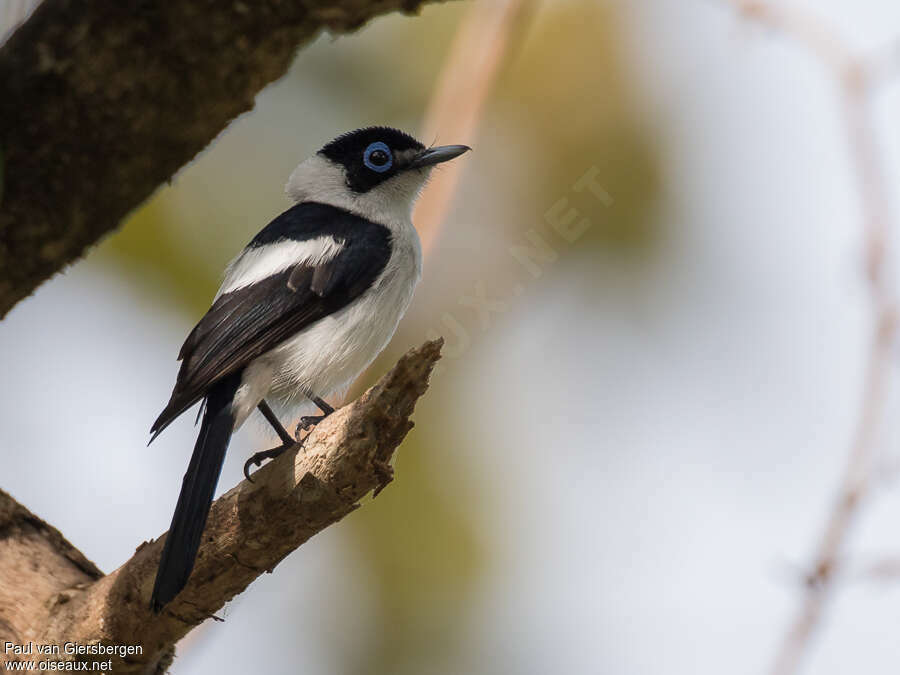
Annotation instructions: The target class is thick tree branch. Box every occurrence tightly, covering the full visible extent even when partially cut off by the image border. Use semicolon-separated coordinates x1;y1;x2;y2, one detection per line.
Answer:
0;339;442;674
0;488;104;646
0;0;448;318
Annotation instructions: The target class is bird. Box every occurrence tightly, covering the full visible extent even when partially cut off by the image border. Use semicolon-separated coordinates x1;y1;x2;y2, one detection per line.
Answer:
148;126;470;613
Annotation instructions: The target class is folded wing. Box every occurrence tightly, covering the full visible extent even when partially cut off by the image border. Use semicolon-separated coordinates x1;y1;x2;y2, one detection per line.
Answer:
150;204;392;439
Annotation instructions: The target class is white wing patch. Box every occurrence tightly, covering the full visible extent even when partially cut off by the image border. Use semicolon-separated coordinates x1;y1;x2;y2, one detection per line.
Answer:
216;235;344;298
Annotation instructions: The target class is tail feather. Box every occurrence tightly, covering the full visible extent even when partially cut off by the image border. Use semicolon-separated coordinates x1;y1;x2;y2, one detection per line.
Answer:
150;372;241;613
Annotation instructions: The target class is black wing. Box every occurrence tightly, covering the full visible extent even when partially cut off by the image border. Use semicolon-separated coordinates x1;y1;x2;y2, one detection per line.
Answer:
150;205;392;439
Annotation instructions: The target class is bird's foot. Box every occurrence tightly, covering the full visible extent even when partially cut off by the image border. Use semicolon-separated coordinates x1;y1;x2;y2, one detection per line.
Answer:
294;414;328;441
243;441;295;483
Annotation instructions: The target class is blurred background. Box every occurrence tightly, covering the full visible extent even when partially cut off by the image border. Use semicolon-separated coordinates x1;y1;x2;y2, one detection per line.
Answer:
3;0;900;673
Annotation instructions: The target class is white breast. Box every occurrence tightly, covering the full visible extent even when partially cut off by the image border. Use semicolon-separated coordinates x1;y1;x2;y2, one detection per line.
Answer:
228;233;420;429
267;227;421;404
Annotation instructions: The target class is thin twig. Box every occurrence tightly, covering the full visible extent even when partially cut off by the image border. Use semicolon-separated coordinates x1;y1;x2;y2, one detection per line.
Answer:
855;556;900;583
733;0;854;75
728;3;900;674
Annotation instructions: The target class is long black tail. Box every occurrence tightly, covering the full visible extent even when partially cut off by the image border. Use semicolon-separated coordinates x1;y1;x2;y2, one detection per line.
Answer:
150;373;241;613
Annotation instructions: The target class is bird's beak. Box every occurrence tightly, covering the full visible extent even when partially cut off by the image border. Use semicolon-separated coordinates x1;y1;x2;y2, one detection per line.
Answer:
408;144;471;169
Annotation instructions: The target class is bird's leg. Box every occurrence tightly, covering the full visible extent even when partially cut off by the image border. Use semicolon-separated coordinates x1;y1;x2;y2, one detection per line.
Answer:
294;395;335;440
244;400;297;482
257;399;294;445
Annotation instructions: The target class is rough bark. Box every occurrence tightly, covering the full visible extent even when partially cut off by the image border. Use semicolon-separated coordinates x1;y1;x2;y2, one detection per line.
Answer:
0;0;448;318
0;339;442;674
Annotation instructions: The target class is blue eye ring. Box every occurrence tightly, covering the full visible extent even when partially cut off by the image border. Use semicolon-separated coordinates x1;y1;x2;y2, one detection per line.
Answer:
363;141;393;173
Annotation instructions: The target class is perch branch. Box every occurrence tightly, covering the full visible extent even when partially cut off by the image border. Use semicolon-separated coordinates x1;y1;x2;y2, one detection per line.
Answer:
0;339;442;674
0;0;449;318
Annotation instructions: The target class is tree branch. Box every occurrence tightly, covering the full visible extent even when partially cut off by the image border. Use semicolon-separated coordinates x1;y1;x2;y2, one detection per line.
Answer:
0;0;449;318
0;339;442;674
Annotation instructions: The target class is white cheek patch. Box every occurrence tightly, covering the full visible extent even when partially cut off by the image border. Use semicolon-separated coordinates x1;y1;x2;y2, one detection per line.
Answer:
217;235;344;297
285;155;348;205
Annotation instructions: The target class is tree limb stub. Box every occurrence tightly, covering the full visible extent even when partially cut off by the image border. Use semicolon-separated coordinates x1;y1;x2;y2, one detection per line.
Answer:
0;0;449;318
0;339;442;673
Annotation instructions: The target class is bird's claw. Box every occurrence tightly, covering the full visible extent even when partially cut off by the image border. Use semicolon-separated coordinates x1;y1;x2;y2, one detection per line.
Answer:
243;456;262;483
243;442;294;483
294;414;326;441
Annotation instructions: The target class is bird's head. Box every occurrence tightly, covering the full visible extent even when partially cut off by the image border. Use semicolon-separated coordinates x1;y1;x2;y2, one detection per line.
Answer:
286;127;470;222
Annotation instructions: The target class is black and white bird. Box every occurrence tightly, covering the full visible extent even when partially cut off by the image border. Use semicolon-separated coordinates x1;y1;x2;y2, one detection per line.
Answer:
148;127;470;612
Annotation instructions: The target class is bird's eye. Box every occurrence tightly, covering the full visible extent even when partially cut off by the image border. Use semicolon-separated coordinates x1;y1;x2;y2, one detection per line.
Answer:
363;142;393;173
